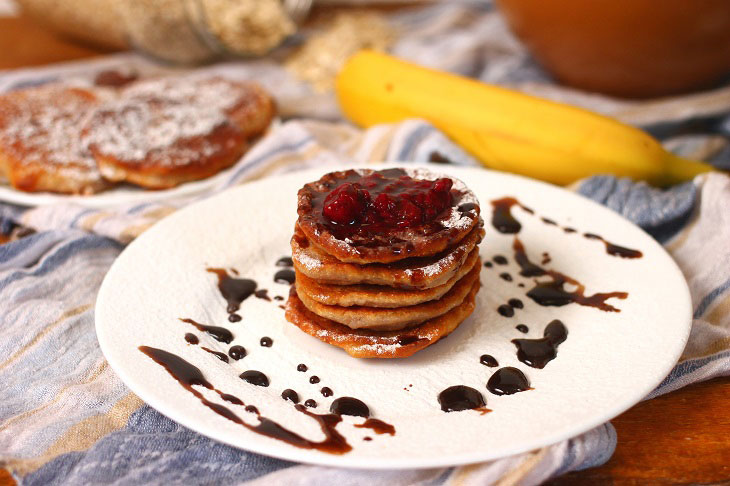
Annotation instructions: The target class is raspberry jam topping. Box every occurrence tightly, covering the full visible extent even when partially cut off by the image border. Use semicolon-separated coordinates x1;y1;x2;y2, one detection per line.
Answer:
320;169;454;231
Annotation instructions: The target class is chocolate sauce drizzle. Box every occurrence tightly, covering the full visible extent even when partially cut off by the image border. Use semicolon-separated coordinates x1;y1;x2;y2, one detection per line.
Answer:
184;333;199;345
260;337;273;347
512;320;568;369
201;347;229;363
355;418;395;436
491;197;531;234
138;346;352;454
584;233;643;259
514;238;628;312
489;196;642;259
207;268;257;315
179;318;233;344
487;367;531;395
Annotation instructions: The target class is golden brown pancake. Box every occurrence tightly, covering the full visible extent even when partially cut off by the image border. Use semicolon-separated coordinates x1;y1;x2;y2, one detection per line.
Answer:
286;278;480;358
291;223;484;290
296;168;481;264
295;248;480;308
295;260;481;331
83;75;274;189
0;84;110;194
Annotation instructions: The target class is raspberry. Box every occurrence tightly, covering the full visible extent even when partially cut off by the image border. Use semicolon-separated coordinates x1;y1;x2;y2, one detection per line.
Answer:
322;183;370;225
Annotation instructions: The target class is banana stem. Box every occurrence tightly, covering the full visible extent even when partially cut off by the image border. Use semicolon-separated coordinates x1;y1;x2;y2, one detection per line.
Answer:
662;153;716;186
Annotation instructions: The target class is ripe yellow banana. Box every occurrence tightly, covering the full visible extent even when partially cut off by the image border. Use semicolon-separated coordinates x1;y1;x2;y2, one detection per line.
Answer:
335;50;715;186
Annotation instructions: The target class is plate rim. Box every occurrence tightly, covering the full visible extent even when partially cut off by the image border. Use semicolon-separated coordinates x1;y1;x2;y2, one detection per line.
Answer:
95;163;693;469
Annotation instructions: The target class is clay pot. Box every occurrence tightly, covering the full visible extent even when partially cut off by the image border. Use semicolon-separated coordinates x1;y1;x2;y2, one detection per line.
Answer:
496;0;730;98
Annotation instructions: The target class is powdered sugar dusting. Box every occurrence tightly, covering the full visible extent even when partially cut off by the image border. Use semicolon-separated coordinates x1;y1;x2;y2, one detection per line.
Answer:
0;86;99;172
83;76;246;165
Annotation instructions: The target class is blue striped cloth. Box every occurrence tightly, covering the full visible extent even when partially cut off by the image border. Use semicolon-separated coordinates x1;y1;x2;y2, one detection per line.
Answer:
2;2;730;483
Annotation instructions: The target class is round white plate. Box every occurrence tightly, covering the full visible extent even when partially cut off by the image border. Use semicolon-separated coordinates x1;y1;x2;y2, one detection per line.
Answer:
96;164;692;469
0;158;247;208
0;155;242;208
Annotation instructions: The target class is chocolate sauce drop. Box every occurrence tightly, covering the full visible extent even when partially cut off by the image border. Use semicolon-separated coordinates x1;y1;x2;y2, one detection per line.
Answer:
363;437;372;441
584;233;643;259
228;314;242;323
487;367;531;395
518;283;525;288
321;387;333;397
255;289;271;301
304;399;317;408
179;318;233;344
499;272;512;282
240;370;269;387
201;347;229;363
516;324;529;333
274;296;284;301
541;217;557;226
497;304;515;317
207;268;257;314
438;386;486;412
309;376;320;384
228;345;246;360
330;397;370;418
282;389;300;403
493;255;508;265
276;257;294;267
297;364;308;372
274;269;295;285
220;394;243;405
512;319;568;369
480;354;498;367
138;347;351;454
508;298;524;309
484;261;493;268
491;197;522;234
564;227;577;234
260;337;273;347
355;418;395;436
184;333;199;345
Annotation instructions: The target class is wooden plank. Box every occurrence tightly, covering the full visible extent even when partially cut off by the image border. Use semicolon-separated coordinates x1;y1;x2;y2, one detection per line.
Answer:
549;376;730;485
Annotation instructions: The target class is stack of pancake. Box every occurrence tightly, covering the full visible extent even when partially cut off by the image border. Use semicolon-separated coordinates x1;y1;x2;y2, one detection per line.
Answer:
285;168;484;358
0;74;274;194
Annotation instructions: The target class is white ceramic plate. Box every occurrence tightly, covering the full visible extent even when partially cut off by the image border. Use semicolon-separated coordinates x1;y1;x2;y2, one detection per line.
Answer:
96;164;692;469
0;162;237;208
0;120;281;208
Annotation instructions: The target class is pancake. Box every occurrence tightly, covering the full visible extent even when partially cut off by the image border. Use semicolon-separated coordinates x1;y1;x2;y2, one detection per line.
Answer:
295;247;480;308
83;75;274;189
291;222;484;290
296;168;481;264
295;260;481;331
0;84;110;194
285;278;480;358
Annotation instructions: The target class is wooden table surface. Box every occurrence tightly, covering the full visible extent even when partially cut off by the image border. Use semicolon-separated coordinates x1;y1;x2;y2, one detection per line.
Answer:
1;12;729;486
